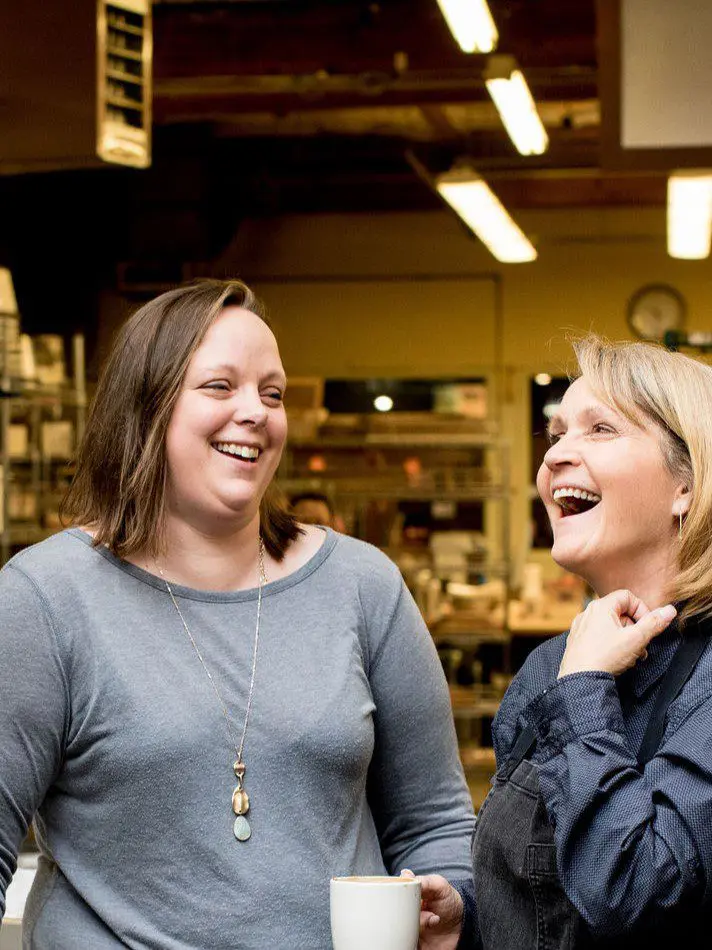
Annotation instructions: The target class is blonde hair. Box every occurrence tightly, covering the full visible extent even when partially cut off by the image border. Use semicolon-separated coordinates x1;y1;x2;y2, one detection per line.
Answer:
573;335;712;625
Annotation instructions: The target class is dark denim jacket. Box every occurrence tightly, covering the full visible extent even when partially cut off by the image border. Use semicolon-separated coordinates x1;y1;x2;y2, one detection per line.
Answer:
488;622;712;939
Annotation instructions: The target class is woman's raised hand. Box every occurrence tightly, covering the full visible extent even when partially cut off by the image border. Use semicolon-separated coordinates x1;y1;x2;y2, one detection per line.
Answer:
559;590;677;678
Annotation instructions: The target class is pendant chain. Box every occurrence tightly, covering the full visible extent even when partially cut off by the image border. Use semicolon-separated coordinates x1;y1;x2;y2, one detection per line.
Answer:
157;538;266;770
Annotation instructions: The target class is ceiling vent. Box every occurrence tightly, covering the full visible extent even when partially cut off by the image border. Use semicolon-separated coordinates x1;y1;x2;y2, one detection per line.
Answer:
0;0;152;174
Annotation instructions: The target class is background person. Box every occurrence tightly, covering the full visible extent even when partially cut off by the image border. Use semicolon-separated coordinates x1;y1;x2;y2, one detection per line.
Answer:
289;491;335;527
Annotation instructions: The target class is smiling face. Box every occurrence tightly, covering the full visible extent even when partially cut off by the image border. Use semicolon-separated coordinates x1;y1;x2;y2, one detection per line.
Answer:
164;305;288;532
536;377;689;596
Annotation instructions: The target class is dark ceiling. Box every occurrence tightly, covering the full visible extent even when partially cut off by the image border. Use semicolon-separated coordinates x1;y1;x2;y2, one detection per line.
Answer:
145;0;663;213
0;0;669;340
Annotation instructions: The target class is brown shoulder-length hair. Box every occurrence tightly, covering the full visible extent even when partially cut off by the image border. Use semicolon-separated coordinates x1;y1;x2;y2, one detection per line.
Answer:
62;278;300;561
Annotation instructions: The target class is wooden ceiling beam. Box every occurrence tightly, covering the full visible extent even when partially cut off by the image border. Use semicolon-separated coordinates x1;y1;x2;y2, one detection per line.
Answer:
153;72;598;124
153;0;597;80
218;169;666;214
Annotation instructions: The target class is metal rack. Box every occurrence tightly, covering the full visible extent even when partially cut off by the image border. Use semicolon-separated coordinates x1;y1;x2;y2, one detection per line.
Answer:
0;327;86;567
279;417;513;789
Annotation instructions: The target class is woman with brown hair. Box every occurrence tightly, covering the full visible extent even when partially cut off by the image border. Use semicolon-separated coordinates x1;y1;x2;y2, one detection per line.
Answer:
417;335;712;949
0;280;475;949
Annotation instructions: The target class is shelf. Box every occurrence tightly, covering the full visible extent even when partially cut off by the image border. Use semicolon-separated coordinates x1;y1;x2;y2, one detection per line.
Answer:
450;685;503;717
6;457;73;466
451;699;502;719
1;335;86;565
280;480;507;502
289;433;504;449
508;600;578;635
280;481;508;502
432;629;510;648
3;388;86;407
282;416;512;746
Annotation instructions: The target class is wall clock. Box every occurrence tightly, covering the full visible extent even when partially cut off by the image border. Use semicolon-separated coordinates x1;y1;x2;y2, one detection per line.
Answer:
626;284;686;341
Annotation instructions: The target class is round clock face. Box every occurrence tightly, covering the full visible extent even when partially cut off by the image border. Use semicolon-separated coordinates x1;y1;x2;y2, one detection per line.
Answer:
626;284;686;341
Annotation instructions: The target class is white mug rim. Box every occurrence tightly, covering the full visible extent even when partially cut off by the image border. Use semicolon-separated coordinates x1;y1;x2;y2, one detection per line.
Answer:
331;876;420;886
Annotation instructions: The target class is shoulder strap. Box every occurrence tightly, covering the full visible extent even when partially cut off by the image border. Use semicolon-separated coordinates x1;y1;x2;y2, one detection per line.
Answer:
501;724;537;779
637;626;708;765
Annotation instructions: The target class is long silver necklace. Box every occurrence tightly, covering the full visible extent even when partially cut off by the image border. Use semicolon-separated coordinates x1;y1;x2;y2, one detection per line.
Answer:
157;537;266;842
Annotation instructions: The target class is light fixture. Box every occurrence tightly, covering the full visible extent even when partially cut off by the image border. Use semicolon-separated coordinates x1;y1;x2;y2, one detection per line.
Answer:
485;57;549;156
534;373;552;386
0;268;17;314
667;171;712;259
374;395;394;412
435;0;498;54
435;171;537;263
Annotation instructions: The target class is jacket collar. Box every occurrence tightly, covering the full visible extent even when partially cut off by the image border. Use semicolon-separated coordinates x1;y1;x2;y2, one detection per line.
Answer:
628;610;712;698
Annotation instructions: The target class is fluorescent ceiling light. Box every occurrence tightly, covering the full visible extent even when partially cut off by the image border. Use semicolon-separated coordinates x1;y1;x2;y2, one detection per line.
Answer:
667;171;712;259
436;0;498;54
436;174;537;263
0;268;17;314
486;66;549;156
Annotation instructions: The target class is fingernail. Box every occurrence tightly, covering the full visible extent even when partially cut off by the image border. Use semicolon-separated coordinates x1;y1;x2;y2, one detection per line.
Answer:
657;605;677;622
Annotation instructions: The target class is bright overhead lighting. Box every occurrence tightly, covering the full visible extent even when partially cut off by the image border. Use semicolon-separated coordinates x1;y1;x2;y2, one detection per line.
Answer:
0;267;17;314
667;171;712;259
435;0;498;54
436;173;537;263
486;67;549;156
374;395;394;412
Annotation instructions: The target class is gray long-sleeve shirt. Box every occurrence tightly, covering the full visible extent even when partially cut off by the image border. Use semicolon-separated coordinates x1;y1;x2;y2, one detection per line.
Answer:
0;527;475;948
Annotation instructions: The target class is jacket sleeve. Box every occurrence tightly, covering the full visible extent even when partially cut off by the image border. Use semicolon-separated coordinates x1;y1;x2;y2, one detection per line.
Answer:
520;670;712;936
363;565;479;948
0;564;70;914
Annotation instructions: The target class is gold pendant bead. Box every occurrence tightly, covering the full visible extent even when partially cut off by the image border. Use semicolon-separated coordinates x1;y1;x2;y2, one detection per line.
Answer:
232;788;250;816
234;760;246;778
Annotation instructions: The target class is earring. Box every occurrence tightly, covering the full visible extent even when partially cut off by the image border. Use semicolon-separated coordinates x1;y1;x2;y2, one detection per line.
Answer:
679;512;683;539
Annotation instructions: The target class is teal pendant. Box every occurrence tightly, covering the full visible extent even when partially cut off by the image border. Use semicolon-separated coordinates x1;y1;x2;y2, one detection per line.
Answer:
233;815;251;841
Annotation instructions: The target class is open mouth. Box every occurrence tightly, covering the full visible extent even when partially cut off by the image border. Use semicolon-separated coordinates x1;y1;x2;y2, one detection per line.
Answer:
553;487;601;517
212;442;261;463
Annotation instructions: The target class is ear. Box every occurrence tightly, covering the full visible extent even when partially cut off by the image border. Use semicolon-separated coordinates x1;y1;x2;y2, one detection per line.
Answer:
672;484;692;518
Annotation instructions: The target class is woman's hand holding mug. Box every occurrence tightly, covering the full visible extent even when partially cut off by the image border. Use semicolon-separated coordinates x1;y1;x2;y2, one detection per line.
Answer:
400;870;463;950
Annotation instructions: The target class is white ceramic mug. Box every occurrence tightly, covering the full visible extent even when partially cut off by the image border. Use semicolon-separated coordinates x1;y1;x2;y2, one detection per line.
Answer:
330;875;421;950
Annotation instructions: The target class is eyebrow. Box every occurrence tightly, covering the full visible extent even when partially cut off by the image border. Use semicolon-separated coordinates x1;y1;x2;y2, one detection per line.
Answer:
547;403;620;431
202;364;287;385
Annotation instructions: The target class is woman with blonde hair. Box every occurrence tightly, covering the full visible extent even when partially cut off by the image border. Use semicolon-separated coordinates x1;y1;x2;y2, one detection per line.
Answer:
0;280;476;948
417;336;712;949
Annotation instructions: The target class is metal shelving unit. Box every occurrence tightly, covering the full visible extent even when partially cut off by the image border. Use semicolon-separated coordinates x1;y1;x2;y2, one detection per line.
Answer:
279;413;513;788
0;325;86;567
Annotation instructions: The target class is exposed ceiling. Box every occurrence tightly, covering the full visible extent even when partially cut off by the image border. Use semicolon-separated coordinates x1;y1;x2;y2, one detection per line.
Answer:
147;0;666;213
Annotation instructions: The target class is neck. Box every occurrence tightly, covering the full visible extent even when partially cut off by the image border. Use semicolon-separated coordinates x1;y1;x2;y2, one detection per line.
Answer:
587;549;677;613
153;512;263;591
